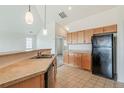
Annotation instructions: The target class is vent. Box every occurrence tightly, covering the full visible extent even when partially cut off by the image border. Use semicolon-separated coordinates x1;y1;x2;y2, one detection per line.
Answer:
58;11;67;19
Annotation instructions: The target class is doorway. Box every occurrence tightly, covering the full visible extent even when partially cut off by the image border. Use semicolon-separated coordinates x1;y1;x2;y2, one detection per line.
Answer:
56;36;64;67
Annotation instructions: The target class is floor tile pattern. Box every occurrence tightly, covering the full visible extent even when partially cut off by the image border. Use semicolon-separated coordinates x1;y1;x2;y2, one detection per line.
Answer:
56;65;124;88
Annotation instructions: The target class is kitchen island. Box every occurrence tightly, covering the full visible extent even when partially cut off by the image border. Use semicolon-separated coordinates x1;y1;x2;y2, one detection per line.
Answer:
0;49;56;88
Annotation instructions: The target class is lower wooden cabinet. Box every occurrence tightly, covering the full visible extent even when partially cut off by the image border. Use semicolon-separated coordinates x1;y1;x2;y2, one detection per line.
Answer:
74;53;82;68
69;53;74;65
7;75;44;88
7;59;57;88
82;53;91;71
64;52;69;64
64;52;91;71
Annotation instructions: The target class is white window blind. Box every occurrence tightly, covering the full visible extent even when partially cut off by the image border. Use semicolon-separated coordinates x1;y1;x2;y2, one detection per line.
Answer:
26;37;32;49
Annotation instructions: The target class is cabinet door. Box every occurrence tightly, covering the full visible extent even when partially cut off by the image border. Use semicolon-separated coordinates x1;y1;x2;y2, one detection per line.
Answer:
77;31;84;43
103;24;117;33
73;53;82;68
71;32;78;44
53;59;57;82
8;75;44;88
64;52;69;64
77;53;82;68
84;29;93;43
93;28;103;35
71;32;74;44
67;33;72;44
69;53;74;65
48;65;56;88
82;53;91;71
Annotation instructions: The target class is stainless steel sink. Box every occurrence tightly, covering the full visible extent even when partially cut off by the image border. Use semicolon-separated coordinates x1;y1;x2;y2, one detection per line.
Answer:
31;55;53;59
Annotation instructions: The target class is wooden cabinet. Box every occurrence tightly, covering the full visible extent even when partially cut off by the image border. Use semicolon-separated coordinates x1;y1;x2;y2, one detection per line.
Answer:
8;75;44;88
74;53;78;67
53;59;57;83
69;53;74;65
84;29;93;43
71;32;78;44
7;60;57;88
77;31;84;43
67;33;72;44
47;64;56;88
93;27;103;35
71;32;74;44
67;24;117;44
64;52;69;64
103;24;117;33
74;53;82;68
82;53;91;71
66;52;91;71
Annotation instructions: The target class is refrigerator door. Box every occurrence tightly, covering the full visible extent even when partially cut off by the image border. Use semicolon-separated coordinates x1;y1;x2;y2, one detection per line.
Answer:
92;34;112;48
92;47;112;78
92;34;113;79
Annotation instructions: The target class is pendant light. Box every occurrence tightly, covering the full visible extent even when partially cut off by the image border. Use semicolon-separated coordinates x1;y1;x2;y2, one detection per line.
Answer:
25;5;34;24
43;5;47;35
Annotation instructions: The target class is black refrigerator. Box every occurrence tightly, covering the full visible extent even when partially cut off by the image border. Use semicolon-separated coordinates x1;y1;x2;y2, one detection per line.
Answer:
92;33;117;80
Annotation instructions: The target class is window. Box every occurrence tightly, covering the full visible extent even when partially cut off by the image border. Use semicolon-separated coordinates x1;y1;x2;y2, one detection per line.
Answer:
26;37;32;49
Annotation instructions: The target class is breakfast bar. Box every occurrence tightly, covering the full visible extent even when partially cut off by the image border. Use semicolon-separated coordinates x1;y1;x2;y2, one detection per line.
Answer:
0;49;57;88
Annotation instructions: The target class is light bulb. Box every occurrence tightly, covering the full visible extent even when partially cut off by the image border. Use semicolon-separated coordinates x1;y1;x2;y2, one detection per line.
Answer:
65;26;70;31
68;6;72;10
25;11;34;24
43;29;47;35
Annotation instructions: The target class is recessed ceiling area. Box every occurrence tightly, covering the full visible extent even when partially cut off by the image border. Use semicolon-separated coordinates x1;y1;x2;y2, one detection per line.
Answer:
36;5;118;27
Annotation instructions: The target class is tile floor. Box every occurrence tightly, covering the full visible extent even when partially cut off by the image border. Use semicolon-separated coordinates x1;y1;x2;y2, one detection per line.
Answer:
55;65;124;88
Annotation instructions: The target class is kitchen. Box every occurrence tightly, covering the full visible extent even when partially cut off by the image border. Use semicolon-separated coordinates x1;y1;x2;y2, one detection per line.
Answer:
0;5;124;88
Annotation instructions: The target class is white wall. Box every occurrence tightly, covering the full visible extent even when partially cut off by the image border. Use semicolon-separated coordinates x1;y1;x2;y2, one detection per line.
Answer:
0;5;41;52
55;23;67;37
67;6;124;83
69;44;92;52
37;22;56;54
68;7;118;32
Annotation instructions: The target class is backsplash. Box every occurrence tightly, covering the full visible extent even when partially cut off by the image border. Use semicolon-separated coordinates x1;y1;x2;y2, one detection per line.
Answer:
69;44;92;52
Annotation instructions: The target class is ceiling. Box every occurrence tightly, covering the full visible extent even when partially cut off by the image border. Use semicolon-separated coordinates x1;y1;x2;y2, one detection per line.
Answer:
36;5;118;27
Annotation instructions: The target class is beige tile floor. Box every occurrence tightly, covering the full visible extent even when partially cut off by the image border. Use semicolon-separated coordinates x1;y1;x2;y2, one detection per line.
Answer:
55;65;124;88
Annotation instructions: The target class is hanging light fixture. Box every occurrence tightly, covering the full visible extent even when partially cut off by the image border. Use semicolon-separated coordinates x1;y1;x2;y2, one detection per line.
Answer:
43;5;47;35
25;5;34;24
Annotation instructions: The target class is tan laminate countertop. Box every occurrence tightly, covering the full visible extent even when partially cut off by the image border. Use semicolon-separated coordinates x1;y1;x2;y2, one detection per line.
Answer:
0;55;55;87
0;49;51;57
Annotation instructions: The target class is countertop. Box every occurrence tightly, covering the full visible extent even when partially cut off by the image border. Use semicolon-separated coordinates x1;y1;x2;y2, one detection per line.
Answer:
0;49;51;57
0;55;56;87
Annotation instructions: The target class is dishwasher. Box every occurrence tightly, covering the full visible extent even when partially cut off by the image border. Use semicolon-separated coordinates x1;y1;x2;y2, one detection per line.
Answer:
45;64;55;88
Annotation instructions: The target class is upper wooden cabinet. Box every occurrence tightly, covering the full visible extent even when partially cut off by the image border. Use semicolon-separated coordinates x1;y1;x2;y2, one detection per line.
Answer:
71;32;78;44
67;24;117;44
84;29;93;43
77;31;84;43
67;33;72;44
103;24;117;33
93;27;103;35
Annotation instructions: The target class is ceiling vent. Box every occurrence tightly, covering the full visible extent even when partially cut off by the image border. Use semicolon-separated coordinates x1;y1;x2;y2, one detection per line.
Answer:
58;11;67;19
